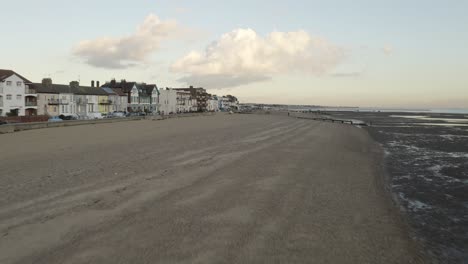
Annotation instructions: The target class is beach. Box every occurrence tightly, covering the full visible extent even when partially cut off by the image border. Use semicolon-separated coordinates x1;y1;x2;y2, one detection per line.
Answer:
0;113;426;263
325;111;468;263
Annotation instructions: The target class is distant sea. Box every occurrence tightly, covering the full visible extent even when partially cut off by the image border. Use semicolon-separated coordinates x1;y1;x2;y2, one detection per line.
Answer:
289;107;468;115
358;108;468;115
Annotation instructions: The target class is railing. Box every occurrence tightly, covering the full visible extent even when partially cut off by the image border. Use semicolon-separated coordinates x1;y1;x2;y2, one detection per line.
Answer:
76;98;89;104
25;101;37;107
99;100;112;105
25;88;37;94
48;99;60;105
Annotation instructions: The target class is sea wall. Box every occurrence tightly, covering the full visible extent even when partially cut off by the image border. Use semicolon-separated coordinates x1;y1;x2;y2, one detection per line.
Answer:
0;112;217;134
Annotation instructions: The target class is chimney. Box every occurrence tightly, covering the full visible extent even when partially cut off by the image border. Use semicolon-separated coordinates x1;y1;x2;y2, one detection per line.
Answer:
111;79;116;86
42;78;52;87
96;81;100;87
91;80;95;87
70;81;79;89
190;86;194;89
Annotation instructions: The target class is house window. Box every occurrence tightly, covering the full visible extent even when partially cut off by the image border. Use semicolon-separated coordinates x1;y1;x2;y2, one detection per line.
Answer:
17;81;22;86
53;107;57;112
6;81;12;86
17;95;22;100
6;94;12;100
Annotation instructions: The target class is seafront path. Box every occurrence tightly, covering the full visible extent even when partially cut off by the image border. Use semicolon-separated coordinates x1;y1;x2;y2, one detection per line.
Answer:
0;113;426;263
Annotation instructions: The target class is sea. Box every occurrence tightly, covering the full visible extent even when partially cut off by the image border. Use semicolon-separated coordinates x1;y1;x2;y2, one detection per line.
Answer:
325;110;468;263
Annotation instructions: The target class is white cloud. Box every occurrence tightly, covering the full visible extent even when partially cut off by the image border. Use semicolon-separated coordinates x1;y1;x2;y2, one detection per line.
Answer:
73;14;180;69
172;28;346;88
382;44;394;55
331;72;361;78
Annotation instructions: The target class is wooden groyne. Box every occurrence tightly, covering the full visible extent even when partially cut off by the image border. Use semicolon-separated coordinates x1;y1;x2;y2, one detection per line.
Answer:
292;113;369;126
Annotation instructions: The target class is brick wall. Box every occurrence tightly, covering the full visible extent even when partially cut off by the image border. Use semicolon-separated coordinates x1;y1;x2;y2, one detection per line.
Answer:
0;115;49;123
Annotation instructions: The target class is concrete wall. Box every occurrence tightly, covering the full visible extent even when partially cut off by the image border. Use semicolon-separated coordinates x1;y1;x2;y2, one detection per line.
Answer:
0;112;219;134
0;117;143;134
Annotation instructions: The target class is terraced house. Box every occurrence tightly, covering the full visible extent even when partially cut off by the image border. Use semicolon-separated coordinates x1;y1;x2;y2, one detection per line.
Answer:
0;69;37;116
102;80;159;113
34;79;107;118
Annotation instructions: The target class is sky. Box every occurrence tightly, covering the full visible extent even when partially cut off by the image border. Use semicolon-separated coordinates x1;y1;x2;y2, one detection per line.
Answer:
1;0;467;108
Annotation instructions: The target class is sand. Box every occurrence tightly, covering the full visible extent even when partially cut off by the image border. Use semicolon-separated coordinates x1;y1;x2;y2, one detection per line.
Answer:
0;113;426;263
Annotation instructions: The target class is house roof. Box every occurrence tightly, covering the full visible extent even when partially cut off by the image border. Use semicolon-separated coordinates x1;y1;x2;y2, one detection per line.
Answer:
111;88;127;96
31;82;108;95
101;87;117;95
101;81;137;93
141;84;159;96
0;69;32;83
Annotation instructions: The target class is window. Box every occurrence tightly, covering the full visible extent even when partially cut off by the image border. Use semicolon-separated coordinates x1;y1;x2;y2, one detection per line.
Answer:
6;81;12;86
17;81;22;86
6;94;12;100
17;95;22;100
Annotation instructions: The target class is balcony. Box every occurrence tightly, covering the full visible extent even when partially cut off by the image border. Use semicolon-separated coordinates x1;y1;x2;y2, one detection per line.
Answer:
99;99;112;105
76;98;89;104
25;88;37;95
47;99;68;105
25;101;37;107
48;99;60;105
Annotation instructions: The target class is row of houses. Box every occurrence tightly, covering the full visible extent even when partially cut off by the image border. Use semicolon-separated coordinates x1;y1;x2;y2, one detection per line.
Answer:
0;69;239;118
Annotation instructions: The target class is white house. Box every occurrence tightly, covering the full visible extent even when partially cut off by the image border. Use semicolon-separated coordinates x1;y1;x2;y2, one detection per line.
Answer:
110;88;129;112
129;84;140;111
35;79;105;118
149;85;159;113
219;95;239;111
176;90;192;113
207;97;220;112
0;69;37;116
159;88;177;115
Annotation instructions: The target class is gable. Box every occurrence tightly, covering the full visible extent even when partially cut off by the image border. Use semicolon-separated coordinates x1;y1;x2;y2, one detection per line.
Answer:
0;69;32;83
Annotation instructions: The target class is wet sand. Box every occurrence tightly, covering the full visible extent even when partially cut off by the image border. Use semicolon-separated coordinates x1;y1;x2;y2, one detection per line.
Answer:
0;113;426;263
325;111;468;263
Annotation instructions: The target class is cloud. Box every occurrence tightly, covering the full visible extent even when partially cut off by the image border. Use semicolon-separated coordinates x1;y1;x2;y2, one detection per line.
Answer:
73;14;180;69
331;72;361;78
382;44;394;55
175;7;190;14
178;74;271;89
171;28;346;88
